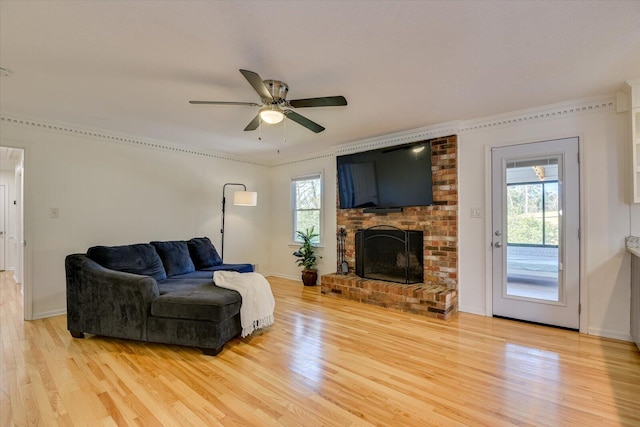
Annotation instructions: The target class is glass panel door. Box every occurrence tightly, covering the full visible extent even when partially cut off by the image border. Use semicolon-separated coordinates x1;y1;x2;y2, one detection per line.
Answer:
505;163;559;302
492;138;580;330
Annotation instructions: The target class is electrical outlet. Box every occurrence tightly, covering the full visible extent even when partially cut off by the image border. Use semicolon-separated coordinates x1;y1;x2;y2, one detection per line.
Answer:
50;207;59;218
471;208;482;218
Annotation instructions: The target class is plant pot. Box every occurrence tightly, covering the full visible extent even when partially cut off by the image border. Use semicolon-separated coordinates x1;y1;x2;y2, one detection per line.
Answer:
301;269;318;286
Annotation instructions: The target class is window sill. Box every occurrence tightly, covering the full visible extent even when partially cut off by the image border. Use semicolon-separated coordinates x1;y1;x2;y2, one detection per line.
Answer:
288;242;325;248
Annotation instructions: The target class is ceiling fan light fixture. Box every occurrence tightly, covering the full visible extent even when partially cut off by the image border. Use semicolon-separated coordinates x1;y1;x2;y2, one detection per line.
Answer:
259;107;285;124
190;69;346;133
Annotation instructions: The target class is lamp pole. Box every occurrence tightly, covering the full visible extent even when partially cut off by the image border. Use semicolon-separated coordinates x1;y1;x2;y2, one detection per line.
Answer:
221;183;247;262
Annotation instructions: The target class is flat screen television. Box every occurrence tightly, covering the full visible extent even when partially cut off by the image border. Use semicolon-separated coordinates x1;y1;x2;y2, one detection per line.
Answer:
337;141;433;210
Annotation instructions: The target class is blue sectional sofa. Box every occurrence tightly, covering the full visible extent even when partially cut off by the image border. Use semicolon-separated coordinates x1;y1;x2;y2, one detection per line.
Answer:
65;237;253;355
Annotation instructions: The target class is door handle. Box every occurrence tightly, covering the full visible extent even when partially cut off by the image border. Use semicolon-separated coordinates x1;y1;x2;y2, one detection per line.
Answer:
494;242;503;248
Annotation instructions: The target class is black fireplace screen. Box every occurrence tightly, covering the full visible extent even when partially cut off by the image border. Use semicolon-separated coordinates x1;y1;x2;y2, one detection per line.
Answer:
355;226;423;284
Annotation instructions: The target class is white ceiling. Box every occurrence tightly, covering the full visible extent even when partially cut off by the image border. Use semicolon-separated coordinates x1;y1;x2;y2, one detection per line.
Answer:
1;1;639;164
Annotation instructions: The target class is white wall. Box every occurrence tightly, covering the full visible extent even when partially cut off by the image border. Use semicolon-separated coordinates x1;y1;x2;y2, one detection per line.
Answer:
268;154;337;281
458;106;633;340
0;121;270;319
632;205;640;236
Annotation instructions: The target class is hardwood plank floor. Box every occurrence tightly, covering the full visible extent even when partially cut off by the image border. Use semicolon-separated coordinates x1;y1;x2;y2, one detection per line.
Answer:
1;270;639;426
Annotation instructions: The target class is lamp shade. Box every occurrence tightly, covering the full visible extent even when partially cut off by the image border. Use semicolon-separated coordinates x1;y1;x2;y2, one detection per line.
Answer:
233;190;258;206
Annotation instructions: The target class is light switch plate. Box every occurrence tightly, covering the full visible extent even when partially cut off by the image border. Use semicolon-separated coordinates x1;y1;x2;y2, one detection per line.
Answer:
471;208;482;218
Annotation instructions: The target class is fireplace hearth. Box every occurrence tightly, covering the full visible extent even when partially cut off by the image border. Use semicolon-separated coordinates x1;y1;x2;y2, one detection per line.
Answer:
356;226;423;284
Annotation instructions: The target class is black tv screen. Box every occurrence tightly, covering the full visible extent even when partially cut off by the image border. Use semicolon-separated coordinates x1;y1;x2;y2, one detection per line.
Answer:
337;142;433;209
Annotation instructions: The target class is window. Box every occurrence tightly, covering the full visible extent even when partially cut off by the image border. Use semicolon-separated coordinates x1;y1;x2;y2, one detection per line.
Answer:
292;173;322;244
507;181;559;246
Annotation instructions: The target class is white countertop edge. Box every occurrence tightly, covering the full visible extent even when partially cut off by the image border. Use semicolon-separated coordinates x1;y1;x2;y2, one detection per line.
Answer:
626;236;640;257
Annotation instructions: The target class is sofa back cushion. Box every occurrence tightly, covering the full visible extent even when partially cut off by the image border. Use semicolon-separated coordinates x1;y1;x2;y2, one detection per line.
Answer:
87;243;167;281
187;237;223;269
150;240;196;277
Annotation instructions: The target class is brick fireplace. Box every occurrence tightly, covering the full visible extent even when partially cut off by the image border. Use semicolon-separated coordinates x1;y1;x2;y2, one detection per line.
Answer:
321;135;458;320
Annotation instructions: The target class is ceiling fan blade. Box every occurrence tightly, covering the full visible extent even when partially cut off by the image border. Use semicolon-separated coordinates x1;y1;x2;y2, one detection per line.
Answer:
239;69;273;100
189;101;261;106
284;110;325;133
244;114;261;131
288;96;347;108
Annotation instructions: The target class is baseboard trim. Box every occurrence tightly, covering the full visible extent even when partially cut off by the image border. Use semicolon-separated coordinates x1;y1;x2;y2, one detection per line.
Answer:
31;308;67;320
458;305;487;316
268;273;306;283
587;327;633;342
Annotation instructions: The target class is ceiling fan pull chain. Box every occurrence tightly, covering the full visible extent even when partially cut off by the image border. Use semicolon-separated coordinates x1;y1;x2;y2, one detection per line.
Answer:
258;117;262;141
283;116;287;143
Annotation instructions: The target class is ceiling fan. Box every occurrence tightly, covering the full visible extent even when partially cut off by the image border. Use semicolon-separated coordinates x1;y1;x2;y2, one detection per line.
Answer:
189;69;347;133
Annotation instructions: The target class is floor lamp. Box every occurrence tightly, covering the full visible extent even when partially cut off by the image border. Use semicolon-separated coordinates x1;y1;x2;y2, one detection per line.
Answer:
221;183;258;261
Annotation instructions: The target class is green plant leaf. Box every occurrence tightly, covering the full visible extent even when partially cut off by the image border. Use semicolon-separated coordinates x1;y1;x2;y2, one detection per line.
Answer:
292;226;322;270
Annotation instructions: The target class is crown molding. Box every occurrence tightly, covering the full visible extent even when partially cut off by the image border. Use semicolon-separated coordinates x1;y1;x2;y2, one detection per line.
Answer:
1;93;618;169
458;94;616;134
330;94;616;159
334;121;461;156
268;150;337;167
0;114;269;167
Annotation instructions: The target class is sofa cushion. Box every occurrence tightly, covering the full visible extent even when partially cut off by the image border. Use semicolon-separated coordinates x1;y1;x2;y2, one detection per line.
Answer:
166;270;215;281
157;275;214;295
187;237;222;269
201;263;254;273
151;240;195;277
87;243;167;281
151;283;241;322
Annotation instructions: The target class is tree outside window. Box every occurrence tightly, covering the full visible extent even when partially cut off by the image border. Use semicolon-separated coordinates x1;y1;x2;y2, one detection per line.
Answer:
292;174;322;244
507;181;558;246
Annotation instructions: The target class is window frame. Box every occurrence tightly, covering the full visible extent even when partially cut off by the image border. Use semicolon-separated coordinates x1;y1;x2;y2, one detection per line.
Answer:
291;171;323;245
506;179;559;248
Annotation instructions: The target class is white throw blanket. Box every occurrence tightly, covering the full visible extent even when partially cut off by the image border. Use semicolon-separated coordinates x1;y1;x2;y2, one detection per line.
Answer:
213;271;275;338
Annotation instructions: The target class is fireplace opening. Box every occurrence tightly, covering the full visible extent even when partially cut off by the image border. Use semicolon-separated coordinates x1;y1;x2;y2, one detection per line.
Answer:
355;226;423;284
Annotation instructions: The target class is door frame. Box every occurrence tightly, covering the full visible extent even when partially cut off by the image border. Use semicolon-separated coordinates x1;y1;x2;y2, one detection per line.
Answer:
483;135;588;334
0;143;30;320
0;184;5;270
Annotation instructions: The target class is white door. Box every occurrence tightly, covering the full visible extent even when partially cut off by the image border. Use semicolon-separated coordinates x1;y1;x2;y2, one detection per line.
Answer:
492;138;580;329
0;185;5;270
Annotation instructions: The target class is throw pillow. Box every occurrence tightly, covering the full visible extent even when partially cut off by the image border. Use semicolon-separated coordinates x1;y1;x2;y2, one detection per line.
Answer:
150;240;196;277
188;237;223;269
87;243;167;281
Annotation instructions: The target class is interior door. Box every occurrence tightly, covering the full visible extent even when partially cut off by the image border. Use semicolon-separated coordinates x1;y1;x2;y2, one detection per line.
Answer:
0;185;5;270
491;138;580;329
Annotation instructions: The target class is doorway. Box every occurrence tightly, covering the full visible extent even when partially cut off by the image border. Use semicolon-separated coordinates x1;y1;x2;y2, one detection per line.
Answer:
0;185;5;270
0;146;26;317
491;138;580;329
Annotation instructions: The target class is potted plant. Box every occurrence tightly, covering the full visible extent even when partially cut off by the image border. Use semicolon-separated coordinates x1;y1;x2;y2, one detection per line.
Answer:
293;227;322;286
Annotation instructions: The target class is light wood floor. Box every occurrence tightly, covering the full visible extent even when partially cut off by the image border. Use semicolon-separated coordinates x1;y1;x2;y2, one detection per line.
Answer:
2;271;639;426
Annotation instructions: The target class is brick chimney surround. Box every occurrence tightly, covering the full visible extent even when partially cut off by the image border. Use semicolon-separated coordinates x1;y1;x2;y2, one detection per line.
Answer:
321;135;458;320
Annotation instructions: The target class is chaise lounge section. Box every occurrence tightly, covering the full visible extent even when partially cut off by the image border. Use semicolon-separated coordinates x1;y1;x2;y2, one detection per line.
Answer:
65;237;252;355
